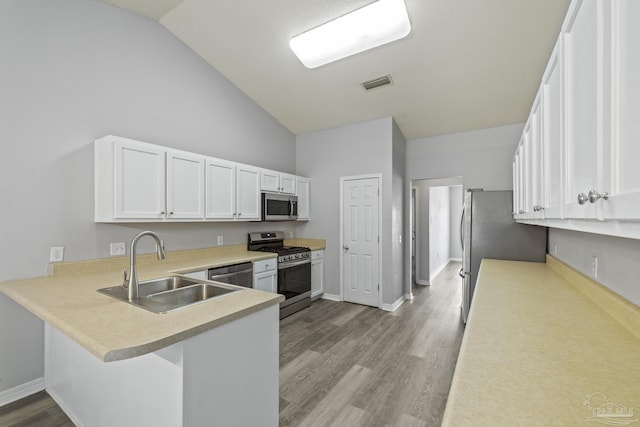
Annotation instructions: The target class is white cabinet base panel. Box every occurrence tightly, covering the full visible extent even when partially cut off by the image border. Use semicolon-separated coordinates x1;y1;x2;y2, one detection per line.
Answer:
45;305;279;427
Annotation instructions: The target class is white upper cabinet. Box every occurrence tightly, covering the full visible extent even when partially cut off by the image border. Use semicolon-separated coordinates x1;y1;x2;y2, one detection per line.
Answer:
602;0;640;219
260;169;296;194
205;157;236;220
513;0;640;238
236;164;262;221
562;0;602;219
166;150;205;220
95;136;293;223
205;159;261;221
95;136;166;221
296;176;310;221
541;37;564;219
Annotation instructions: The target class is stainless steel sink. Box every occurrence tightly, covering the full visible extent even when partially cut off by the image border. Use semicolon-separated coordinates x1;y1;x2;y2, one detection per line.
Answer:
97;276;241;313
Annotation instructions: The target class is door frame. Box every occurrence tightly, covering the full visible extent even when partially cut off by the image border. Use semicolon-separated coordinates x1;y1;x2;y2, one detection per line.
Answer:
339;173;383;308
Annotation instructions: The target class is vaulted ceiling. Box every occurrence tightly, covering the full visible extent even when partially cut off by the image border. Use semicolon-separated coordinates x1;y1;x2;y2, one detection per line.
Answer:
101;0;571;140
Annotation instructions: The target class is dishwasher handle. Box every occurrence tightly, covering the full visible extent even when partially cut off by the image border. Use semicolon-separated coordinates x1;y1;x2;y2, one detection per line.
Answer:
209;268;253;280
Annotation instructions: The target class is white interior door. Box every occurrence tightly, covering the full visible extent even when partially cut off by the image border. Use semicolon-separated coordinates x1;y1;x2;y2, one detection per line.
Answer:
342;176;380;307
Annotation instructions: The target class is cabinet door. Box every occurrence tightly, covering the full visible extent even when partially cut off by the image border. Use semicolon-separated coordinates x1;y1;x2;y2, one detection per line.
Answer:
541;38;564;219
311;251;324;298
114;140;166;219
260;169;279;193
296;176;310;220
205;157;236;219
529;95;544;219
521;125;533;218
562;0;602;218
514;143;524;218
166;150;204;219
236;164;261;220
280;173;297;194
604;0;640;219
254;271;277;293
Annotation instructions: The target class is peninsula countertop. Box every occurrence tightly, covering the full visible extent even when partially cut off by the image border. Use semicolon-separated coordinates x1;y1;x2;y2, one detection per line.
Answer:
442;257;640;426
0;245;284;362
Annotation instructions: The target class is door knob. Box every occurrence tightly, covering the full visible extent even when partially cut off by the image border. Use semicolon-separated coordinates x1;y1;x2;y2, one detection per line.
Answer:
343;245;349;250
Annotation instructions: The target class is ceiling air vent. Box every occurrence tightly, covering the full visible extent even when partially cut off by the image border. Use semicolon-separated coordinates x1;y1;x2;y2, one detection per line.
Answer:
361;74;393;91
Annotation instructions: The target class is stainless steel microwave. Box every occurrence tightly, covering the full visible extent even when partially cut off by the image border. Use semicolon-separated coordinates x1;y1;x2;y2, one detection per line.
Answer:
262;193;298;221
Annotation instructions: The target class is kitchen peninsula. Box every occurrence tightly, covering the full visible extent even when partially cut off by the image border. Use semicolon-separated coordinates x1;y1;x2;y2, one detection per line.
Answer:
0;245;283;427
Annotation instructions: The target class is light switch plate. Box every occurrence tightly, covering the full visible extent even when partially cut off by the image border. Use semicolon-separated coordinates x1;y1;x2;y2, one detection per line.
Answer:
217;236;224;245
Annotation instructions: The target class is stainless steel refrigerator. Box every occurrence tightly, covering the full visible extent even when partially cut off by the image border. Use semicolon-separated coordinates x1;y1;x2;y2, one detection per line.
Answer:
459;189;547;323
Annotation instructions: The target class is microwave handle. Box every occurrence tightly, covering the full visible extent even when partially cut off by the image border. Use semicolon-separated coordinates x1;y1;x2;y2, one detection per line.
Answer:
290;198;294;217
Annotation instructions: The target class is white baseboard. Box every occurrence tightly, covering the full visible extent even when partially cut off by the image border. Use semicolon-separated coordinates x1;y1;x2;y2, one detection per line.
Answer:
429;262;449;282
416;279;430;286
47;387;84;427
0;377;45;407
381;295;406;312
449;257;462;262
321;293;341;302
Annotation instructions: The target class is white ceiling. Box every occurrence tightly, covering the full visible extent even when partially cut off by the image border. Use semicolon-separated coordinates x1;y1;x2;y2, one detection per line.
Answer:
101;0;571;140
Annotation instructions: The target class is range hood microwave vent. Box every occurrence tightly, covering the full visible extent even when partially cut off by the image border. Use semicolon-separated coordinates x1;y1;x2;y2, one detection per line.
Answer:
361;74;393;91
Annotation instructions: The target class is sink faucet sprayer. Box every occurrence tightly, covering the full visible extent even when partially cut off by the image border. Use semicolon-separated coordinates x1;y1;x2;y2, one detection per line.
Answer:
124;231;166;300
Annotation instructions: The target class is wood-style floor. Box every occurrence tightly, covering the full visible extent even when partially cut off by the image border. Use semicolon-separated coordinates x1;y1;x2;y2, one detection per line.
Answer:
0;390;73;427
0;261;464;427
279;261;464;427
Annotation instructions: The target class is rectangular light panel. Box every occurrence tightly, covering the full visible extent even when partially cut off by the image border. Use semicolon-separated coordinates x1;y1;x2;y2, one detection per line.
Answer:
290;0;411;69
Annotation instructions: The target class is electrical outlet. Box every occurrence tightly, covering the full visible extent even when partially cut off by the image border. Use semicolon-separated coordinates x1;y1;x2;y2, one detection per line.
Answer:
110;242;126;256
217;236;224;246
288;231;294;238
553;243;558;256
50;246;64;262
592;256;598;278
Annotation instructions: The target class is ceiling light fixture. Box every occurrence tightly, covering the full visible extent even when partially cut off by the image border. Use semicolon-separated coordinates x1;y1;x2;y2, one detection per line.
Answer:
289;0;411;69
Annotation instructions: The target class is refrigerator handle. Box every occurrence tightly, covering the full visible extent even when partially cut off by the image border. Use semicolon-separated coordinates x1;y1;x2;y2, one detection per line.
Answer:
458;267;465;279
460;206;465;251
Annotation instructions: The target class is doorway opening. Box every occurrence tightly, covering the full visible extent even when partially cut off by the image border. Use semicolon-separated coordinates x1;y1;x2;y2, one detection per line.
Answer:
410;177;463;291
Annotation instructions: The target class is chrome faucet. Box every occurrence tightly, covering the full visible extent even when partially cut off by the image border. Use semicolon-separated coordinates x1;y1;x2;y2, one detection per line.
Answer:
125;231;166;300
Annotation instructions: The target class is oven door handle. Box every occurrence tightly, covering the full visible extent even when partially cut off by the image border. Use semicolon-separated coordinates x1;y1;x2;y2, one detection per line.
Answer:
278;259;311;269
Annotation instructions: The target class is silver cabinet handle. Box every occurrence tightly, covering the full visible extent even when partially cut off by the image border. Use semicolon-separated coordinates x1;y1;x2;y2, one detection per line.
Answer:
533;205;545;212
588;189;609;203
343;245;349;250
577;193;589;205
238;212;242;217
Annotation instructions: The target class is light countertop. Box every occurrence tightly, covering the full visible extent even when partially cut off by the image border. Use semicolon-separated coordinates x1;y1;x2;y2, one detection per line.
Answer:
285;238;326;251
442;256;640;426
0;245;283;362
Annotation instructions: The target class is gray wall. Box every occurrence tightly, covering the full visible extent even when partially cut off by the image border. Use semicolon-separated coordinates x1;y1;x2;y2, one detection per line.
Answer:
1;0;295;395
449;186;463;260
549;229;640;306
295;116;406;306
390;121;407;303
429;186;450;281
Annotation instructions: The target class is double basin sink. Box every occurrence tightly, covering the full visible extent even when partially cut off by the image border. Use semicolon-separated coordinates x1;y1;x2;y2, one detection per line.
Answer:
98;276;240;314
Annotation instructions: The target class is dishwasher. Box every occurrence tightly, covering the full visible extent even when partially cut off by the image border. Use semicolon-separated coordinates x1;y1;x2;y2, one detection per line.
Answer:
207;262;253;288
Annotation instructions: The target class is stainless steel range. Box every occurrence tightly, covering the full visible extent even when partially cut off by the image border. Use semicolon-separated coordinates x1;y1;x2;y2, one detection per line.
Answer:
247;232;311;319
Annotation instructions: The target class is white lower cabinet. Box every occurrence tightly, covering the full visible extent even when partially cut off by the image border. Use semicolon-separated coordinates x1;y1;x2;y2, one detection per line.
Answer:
253;258;277;293
311;250;324;299
182;270;207;280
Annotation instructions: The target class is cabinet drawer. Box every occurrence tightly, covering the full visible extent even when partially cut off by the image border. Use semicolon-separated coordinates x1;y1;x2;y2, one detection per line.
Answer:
311;250;324;261
253;258;277;273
